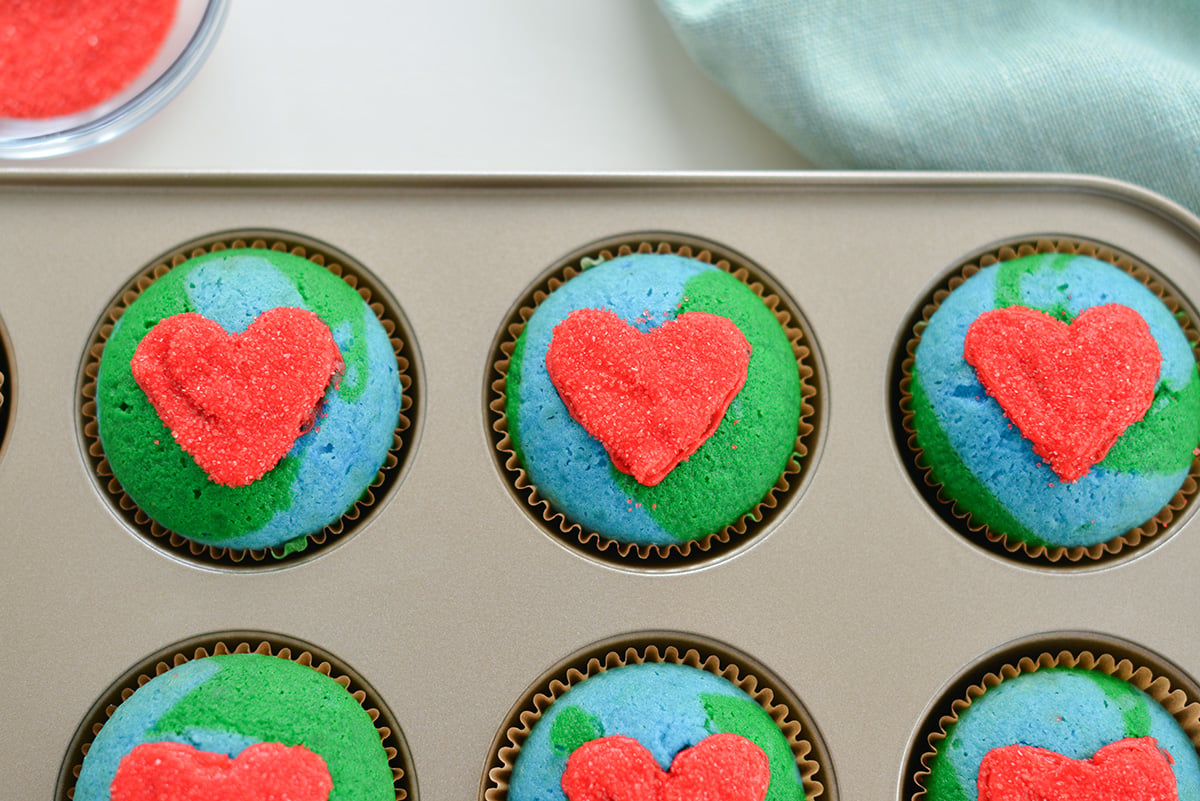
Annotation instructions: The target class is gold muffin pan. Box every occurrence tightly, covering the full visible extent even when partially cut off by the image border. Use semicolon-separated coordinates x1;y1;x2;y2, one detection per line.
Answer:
4;172;1200;800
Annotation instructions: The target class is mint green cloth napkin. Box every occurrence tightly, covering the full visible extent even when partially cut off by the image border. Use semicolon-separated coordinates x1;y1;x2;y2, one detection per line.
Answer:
656;0;1200;215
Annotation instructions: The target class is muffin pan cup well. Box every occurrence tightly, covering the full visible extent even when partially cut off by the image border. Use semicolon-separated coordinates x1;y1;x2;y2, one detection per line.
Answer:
57;630;416;800
894;235;1200;567
487;233;822;571
77;230;420;569
0;309;11;464
482;630;833;800
903;630;1200;801
5;172;1200;800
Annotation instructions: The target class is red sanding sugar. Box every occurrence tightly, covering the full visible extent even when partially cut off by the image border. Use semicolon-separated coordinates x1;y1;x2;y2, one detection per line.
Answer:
561;733;770;801
546;308;751;486
131;308;344;488
963;303;1160;483
977;738;1177;801
111;741;334;801
0;0;178;119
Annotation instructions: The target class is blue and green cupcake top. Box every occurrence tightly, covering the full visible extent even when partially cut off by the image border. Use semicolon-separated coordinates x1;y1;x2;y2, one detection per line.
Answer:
924;666;1200;801
505;252;803;546
508;662;807;801
74;653;396;801
95;248;402;553
910;252;1200;550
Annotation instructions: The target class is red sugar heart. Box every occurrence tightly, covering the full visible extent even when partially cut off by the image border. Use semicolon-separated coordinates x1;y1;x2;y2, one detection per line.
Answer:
963;304;1160;482
545;309;751;486
977;737;1177;801
131;308;344;487
562;733;770;801
110;741;333;801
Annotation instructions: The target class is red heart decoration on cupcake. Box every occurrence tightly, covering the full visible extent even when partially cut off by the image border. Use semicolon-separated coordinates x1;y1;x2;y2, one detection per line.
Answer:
977;737;1177;801
963;304;1160;482
131;308;344;487
562;733;770;801
545;309;751;486
111;741;333;801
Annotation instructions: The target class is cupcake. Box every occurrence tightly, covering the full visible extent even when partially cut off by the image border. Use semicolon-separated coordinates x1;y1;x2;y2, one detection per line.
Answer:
62;636;411;801
491;237;819;566
912;643;1200;801
486;634;828;801
900;239;1200;563
82;233;415;565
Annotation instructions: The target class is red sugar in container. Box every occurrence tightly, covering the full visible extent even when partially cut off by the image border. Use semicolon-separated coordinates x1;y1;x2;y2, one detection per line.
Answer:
1;0;178;119
0;0;228;158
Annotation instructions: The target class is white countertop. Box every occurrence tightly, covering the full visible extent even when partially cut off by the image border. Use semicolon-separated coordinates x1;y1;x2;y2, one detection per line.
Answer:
1;0;812;173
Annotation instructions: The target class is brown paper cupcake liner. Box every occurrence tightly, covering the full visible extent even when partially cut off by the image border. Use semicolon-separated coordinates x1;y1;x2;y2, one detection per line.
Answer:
57;630;414;801
77;230;420;569
0;356;7;457
906;631;1200;801
487;233;823;570
0;313;10;461
894;235;1200;566
482;630;833;801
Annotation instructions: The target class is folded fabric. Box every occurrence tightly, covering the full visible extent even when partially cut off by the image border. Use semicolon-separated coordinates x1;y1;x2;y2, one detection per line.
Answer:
656;0;1200;216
